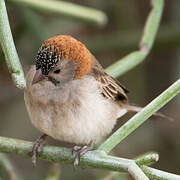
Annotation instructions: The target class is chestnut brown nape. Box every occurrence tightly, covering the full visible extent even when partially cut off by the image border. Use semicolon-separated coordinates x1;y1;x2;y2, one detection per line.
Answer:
35;35;93;78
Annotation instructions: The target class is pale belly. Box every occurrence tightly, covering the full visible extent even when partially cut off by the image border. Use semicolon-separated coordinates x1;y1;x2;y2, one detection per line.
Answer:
24;75;127;145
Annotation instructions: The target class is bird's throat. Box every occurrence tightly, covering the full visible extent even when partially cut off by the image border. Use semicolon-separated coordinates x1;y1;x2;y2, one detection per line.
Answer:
48;76;60;86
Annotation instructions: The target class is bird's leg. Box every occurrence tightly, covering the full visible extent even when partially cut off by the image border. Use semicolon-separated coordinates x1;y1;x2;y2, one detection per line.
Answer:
73;140;94;167
32;134;47;166
72;145;82;155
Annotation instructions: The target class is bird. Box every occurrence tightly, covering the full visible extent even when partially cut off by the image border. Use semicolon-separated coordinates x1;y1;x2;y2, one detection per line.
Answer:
24;35;167;167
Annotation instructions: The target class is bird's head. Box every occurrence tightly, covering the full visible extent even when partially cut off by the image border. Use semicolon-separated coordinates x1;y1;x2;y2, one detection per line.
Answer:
32;35;93;86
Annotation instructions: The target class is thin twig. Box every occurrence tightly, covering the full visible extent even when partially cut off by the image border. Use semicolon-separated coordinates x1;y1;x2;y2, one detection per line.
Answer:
98;79;180;153
0;153;18;180
0;0;26;88
141;166;180;180
105;0;164;77
134;152;159;166
45;163;61;180
128;162;149;180
85;24;180;53
9;0;107;26
101;152;159;180
0;136;180;180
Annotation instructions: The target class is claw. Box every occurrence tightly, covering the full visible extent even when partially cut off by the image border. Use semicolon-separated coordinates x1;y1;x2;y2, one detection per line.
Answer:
31;134;47;167
72;145;82;155
72;140;94;167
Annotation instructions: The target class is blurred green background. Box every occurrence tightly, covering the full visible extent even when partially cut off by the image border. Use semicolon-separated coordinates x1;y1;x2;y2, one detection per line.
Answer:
0;0;179;179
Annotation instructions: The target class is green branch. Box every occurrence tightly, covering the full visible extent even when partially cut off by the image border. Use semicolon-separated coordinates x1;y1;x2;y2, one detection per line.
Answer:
106;0;164;78
128;162;149;180
1;0;179;179
0;136;132;172
100;172;126;180
86;24;180;53
0;0;26;88
9;0;107;26
141;166;180;180
101;152;159;180
134;152;159;166
45;163;61;180
0;136;180;180
0;153;18;180
98;79;180;153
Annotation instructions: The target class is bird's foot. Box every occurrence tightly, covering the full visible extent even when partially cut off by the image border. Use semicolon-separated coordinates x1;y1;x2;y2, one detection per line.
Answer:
72;140;94;167
32;134;47;167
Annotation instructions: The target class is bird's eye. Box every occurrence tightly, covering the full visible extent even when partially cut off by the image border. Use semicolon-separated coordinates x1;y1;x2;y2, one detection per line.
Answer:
54;69;60;74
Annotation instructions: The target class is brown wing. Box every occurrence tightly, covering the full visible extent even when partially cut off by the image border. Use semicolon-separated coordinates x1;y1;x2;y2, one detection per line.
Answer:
89;57;128;102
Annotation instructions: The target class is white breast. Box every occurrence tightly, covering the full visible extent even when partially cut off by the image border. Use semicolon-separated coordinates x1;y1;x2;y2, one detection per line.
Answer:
24;67;127;145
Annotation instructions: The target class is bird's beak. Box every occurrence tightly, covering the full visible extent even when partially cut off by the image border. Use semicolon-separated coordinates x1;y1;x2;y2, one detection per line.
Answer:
32;69;45;85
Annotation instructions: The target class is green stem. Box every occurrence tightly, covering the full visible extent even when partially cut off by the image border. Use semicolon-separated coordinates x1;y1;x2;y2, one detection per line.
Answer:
0;0;26;88
0;136;130;172
9;0;107;26
135;152;159;166
105;0;164;78
86;24;180;53
0;136;179;180
141;166;180;180
0;153;18;180
98;79;180;153
101;152;159;180
100;172;126;180
128;162;149;180
45;163;61;180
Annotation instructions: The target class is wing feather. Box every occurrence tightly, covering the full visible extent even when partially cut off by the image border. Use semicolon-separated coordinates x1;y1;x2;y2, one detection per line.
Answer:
89;57;128;102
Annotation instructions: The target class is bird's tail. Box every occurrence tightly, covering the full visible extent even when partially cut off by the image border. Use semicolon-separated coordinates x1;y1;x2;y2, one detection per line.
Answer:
121;103;173;121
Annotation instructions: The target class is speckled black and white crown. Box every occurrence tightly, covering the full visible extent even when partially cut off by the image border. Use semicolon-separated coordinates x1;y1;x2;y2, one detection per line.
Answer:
35;46;59;75
35;35;93;79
